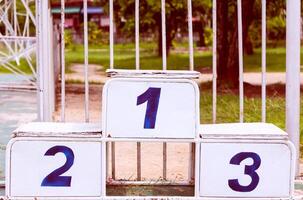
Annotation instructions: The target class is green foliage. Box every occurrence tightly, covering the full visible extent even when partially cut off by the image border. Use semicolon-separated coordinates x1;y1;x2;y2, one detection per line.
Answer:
81;22;109;46
64;29;74;48
86;22;108;45
100;0;212;49
203;27;213;47
267;15;286;41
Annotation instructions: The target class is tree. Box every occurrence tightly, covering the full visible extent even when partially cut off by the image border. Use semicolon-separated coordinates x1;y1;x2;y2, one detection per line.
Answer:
217;0;256;88
192;0;212;47
100;0;211;56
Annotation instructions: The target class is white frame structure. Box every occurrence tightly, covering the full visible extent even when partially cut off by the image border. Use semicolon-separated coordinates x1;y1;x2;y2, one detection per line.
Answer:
0;0;37;86
2;0;298;187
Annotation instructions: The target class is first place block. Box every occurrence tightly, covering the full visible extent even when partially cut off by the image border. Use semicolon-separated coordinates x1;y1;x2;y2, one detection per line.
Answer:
102;78;200;139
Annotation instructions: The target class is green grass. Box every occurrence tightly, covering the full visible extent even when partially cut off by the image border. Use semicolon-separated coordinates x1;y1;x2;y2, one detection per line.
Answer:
200;89;303;156
0;56;36;74
65;43;211;71
64;43;303;73
2;43;303;74
200;91;287;127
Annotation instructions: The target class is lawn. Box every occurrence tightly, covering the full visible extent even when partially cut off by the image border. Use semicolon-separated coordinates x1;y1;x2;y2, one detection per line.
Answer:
1;43;303;74
200;88;303;157
64;43;303;72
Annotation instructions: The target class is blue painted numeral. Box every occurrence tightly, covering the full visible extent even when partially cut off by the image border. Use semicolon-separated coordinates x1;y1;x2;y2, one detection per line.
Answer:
41;146;74;187
228;152;261;192
137;87;161;129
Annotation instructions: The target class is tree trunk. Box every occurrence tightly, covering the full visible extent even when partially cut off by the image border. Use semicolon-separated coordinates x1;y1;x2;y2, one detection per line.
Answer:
217;0;229;86
244;35;254;55
197;21;206;47
158;23;163;57
217;0;255;88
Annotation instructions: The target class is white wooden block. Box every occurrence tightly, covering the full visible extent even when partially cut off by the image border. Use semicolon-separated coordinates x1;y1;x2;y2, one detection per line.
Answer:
102;78;199;138
6;138;102;198
199;123;295;198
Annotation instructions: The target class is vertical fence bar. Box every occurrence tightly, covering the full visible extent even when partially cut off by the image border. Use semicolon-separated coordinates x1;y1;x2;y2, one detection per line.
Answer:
161;0;167;70
111;142;116;179
261;0;266;122
212;0;217;124
13;0;17;52
4;0;7;35
187;0;194;71
163;142;167;180
109;0;114;69
161;0;167;181
109;0;115;180
286;0;301;176
83;0;89;122
60;0;65;122
237;0;244;123
136;142;141;181
135;0;140;70
187;0;195;182
36;0;43;121
37;0;53;122
135;0;142;181
25;0;29;48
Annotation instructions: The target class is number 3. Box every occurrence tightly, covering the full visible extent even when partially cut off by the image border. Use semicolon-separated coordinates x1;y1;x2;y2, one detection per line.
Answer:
228;152;261;192
41;146;74;187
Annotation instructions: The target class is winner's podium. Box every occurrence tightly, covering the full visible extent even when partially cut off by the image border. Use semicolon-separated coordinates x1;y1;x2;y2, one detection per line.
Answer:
6;123;103;198
5;72;296;199
199;123;296;198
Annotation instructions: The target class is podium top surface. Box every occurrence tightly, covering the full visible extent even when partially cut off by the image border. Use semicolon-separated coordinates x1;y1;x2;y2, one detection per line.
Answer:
12;122;102;138
106;69;200;79
200;123;288;140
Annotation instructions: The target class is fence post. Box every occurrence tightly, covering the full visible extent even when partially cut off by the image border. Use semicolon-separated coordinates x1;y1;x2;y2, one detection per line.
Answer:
286;0;301;176
36;0;54;122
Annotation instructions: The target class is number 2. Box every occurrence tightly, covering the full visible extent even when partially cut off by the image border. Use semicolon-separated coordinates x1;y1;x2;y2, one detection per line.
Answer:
137;87;161;129
41;146;74;187
228;152;261;192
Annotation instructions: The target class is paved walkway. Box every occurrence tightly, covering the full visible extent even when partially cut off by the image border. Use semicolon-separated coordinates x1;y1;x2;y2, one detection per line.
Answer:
65;64;303;85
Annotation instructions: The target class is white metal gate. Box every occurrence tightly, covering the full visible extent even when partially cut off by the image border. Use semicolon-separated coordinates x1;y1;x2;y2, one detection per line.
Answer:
33;0;301;182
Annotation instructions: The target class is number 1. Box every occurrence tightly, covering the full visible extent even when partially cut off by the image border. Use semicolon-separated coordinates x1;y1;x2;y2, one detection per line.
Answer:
137;87;161;129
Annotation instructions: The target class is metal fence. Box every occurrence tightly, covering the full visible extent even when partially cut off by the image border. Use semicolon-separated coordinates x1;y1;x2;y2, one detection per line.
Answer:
33;0;301;181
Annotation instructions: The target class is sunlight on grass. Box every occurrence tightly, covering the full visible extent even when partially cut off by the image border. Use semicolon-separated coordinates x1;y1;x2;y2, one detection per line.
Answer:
63;44;303;73
200;91;303;157
200;91;288;128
